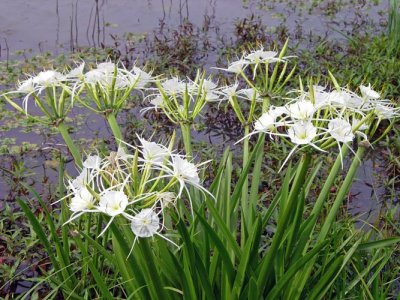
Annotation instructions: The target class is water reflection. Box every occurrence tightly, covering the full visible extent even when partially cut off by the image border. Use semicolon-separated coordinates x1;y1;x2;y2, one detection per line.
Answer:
0;0;387;59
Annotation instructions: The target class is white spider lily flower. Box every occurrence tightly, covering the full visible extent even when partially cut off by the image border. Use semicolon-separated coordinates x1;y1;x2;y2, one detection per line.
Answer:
328;118;354;143
70;168;91;191
329;90;364;110
15;79;37;112
172;156;200;187
66;63;85;79
201;79;220;101
217;59;249;74
374;102;399;119
127;208;178;255
202;79;218;92
151;154;213;201
17;78;35;93
70;187;95;212
278;122;324;172
83;155;101;169
84;69;106;85
245;50;280;64
98;190;129;217
32;70;65;87
130;67;152;88
131;208;160;238
328;90;349;107
360;84;380;99
114;147;133;162
328;118;358;167
254;112;277;132
269;106;287;118
161;77;187;95
97;62;115;72
245;48;286;79
139;137;170;164
285;100;315;121
221;83;239;98
150;95;164;107
238;88;262;102
287;122;318;145
311;85;330;108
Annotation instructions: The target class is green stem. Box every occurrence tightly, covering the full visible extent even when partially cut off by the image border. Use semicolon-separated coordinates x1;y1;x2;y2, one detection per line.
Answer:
180;122;193;158
106;113;124;147
58;122;83;168
318;146;367;241
240;125;250;246
138;239;169;300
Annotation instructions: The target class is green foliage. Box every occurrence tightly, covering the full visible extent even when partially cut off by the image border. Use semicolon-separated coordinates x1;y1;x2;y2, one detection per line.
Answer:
16;137;399;299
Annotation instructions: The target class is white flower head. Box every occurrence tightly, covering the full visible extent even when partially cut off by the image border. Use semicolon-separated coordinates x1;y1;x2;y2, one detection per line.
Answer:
139;137;170;164
17;78;35;94
226;59;248;74
84;69;106;84
70;168;90;191
286;100;315;121
129;67;153;88
162;77;187;95
70;187;95;212
287;122;317;145
374;103;399;119
66;63;85;79
97;62;116;72
238;88;261;101
360;84;380;99
171;156;200;186
328;118;354;143
98;190;128;216
83;155;101;169
245;49;279;64
221;83;239;98
254;112;276;132
131;208;160;238
311;85;330;108
33;70;65;87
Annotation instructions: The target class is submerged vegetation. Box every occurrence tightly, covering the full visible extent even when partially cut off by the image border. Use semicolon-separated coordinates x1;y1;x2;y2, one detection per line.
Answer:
0;1;399;299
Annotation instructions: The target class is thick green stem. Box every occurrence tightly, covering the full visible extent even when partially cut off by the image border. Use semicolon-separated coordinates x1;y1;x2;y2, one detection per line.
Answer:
58;122;82;168
318;146;367;241
106;113;124;147
241;125;250;246
180;122;193;158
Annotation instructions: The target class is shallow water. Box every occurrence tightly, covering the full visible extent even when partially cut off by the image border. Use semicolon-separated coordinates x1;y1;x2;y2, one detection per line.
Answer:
0;0;387;59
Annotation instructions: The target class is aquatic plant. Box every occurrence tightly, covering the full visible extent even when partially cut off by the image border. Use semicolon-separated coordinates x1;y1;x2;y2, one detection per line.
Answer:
3;43;400;299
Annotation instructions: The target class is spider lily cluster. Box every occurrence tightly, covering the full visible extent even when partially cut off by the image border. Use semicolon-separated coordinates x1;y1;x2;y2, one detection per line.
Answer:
247;81;399;169
3;62;152;121
62;136;210;246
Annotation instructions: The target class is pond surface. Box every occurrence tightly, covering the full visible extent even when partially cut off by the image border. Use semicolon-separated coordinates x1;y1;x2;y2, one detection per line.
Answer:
0;0;387;59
